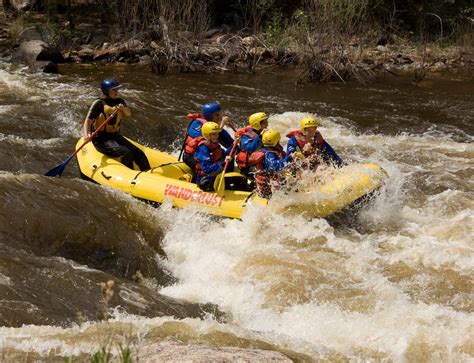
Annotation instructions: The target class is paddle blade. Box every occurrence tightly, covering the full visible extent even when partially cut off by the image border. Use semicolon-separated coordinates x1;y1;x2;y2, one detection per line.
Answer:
215;173;226;196
44;155;73;177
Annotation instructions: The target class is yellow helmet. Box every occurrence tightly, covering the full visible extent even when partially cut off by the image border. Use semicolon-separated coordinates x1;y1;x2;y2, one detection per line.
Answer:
262;129;281;147
201;122;222;140
300;116;319;130
249;112;269;130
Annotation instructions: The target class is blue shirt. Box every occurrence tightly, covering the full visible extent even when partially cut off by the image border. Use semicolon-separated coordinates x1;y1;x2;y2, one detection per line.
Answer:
187;119;234;148
195;143;234;177
263;148;292;173
240;129;261;153
286;136;344;167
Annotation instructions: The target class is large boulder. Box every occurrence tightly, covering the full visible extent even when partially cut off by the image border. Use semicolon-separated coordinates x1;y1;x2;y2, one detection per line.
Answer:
11;40;64;73
17;25;53;44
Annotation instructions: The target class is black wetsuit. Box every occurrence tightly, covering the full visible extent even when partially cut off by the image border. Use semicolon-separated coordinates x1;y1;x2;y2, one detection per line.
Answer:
86;97;150;171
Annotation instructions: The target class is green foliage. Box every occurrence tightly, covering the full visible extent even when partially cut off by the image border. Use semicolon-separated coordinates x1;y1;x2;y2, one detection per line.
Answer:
263;8;310;46
263;11;286;45
303;0;370;34
91;347;111;363
118;344;132;363
6;18;25;46
89;345;132;363
50;23;78;51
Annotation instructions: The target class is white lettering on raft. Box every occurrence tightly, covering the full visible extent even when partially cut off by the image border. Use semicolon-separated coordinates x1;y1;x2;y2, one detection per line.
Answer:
164;184;223;207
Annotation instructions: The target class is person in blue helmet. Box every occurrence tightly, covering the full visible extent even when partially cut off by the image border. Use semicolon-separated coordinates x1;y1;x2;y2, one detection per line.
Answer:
181;101;236;174
82;79;150;171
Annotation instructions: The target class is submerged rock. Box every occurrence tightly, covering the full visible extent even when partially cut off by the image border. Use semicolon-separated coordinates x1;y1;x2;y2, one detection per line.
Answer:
138;338;292;362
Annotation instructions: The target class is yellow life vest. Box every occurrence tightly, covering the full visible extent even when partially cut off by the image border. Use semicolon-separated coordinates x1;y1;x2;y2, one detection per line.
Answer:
93;104;124;133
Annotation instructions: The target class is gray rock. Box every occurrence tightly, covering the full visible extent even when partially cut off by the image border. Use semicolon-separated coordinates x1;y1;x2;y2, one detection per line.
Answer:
150;41;161;49
17;25;53;44
202;46;225;58
11;40;64;65
242;36;257;47
139;54;151;64
77;47;94;60
138;338;292;362
37;60;58;73
249;47;272;59
11;0;34;11
215;34;233;45
93;47;119;61
127;39;143;49
205;28;222;39
89;33;110;47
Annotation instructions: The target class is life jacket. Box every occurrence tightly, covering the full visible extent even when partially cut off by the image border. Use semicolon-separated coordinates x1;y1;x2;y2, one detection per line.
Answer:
184;113;207;154
92;101;124;134
235;126;259;168
252;145;286;197
286;130;324;154
195;139;223;176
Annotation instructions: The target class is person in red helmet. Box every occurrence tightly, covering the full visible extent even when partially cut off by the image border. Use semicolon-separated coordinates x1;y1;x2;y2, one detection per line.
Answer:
82;79;150;171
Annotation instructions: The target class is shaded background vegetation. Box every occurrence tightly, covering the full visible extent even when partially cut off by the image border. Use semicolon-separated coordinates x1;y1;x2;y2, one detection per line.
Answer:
3;0;473;43
2;0;472;82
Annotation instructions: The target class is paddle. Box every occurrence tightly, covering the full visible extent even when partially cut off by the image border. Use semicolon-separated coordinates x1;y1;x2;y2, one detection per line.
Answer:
216;138;239;196
45;109;119;177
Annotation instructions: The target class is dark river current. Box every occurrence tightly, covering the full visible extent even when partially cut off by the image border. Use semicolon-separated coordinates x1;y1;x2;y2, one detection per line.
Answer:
0;61;473;361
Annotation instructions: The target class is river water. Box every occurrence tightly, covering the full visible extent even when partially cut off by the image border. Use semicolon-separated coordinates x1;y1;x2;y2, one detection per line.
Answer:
0;61;473;361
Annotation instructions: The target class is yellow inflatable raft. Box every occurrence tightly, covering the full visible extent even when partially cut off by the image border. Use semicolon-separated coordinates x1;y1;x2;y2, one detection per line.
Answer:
76;138;387;219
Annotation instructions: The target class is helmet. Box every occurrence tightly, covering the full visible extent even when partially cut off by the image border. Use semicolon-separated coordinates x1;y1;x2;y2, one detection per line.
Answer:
248;112;268;130
300;116;319;130
101;79;122;93
201;122;222;140
201;102;221;121
262;129;281;147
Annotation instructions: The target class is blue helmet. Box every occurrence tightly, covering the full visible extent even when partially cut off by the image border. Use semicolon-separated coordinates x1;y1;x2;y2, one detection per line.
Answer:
201;102;221;121
100;79;122;94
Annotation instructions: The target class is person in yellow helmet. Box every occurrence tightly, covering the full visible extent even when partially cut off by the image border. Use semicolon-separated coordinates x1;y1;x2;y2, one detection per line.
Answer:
234;111;269;184
82;79;150;170
286;115;343;170
250;129;292;198
194;122;240;191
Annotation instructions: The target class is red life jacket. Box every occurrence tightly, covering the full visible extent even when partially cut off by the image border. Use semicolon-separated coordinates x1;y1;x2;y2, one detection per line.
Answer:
252;145;286;197
184;114;207;154
286;130;324;153
195;139;223;176
235;126;259;168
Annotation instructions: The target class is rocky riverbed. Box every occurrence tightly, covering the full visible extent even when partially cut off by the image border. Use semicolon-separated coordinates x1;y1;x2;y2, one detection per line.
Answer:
1;10;472;82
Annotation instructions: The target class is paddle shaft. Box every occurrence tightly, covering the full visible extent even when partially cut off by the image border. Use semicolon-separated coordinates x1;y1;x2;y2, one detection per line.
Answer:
73;109;120;159
216;138;239;194
45;109;119;177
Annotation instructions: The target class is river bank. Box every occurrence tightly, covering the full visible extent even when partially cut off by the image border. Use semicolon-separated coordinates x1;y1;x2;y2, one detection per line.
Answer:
1;9;472;83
